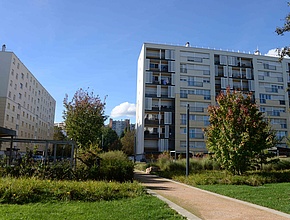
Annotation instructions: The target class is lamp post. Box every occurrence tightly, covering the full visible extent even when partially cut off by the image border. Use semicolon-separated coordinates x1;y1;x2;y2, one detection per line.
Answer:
186;104;190;177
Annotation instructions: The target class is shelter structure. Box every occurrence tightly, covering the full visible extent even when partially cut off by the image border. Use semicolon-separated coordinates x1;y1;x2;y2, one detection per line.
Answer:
0;130;76;167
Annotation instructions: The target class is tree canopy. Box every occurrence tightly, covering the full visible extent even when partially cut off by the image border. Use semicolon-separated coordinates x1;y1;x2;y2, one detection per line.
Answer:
276;2;290;57
121;129;135;156
101;127;122;152
63;88;107;149
205;88;277;175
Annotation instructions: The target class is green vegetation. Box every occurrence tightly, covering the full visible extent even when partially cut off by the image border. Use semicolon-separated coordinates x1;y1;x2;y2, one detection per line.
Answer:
0;177;143;204
0;176;185;219
276;2;290;58
0;150;134;182
63;88;107;149
205;88;277;175
198;183;290;214
145;154;290;186
121;129;135;156
0;196;185;220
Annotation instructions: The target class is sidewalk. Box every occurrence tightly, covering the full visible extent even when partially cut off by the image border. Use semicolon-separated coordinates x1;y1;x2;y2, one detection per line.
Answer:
134;171;290;220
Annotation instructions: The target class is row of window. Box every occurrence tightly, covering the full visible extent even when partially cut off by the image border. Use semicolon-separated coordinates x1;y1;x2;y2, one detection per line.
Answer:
180;114;209;125
180;89;211;100
7;100;53;122
180;128;204;139
180;141;206;149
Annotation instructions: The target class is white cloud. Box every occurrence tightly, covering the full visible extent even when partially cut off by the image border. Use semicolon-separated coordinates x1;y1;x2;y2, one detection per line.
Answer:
110;102;136;118
265;48;280;57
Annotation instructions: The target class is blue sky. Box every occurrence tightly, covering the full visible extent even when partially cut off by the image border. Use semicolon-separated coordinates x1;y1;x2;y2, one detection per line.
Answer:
0;0;289;124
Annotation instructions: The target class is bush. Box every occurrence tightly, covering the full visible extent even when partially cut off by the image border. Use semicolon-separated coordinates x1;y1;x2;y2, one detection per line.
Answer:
261;158;290;171
99;151;134;182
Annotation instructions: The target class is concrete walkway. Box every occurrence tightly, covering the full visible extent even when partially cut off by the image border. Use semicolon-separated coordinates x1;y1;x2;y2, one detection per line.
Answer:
134;171;290;220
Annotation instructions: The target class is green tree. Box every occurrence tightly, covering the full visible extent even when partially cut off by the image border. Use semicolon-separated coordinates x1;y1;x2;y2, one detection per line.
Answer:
53;126;66;141
63;88;107;149
101;127;122;152
121;129;135;155
276;2;290;58
204;88;277;175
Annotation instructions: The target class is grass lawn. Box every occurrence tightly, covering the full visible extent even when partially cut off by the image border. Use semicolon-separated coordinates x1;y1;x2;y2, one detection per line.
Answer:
198;183;290;214
0;195;186;220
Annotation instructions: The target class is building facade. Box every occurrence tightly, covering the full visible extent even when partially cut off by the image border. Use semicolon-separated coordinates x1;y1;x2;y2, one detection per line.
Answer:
0;45;56;152
136;42;290;160
109;118;130;136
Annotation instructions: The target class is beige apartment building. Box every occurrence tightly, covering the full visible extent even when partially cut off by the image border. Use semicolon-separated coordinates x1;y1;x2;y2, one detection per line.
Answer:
0;45;56;152
136;42;290;161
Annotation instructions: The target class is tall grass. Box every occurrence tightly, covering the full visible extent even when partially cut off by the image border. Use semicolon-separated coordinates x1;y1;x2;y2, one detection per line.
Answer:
0;177;145;204
150;154;290;186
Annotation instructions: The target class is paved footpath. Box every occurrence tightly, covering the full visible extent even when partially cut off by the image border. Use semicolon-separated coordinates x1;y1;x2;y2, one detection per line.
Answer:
134;171;290;220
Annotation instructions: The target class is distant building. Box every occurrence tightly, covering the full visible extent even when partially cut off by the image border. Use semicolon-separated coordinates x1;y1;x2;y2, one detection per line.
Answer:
54;122;67;136
136;42;290;161
54;122;65;130
0;45;56;152
109;119;130;136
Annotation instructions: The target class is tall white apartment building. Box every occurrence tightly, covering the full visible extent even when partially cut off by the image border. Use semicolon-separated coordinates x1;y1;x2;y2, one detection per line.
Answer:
136;42;290;160
0;45;56;152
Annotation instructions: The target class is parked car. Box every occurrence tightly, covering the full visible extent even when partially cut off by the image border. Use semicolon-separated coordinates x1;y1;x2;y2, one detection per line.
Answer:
33;155;44;161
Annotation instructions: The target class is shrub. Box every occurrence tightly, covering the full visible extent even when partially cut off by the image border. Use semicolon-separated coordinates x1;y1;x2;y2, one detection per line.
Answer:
156;151;172;171
99;151;134;182
262;158;290;171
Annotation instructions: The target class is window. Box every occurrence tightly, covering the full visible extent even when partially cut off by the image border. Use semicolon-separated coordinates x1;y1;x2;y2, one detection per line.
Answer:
164;112;172;124
180;114;186;125
20;83;23;89
276;131;287;139
264;63;276;70
180;90;187;98
187;57;202;63
189;128;204;139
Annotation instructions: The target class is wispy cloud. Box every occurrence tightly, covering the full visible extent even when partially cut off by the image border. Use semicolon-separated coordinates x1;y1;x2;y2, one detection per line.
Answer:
110;102;136;118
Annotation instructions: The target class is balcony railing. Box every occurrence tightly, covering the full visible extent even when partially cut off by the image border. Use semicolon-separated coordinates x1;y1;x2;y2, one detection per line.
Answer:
144;133;159;139
144;119;159;125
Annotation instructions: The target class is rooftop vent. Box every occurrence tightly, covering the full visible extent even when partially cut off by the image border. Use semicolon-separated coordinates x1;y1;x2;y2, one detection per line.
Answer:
2;44;6;52
254;47;261;55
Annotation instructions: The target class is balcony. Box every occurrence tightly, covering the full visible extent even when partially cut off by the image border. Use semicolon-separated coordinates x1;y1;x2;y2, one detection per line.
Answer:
144;119;159;125
160;105;174;111
145;93;157;98
144;132;158;139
